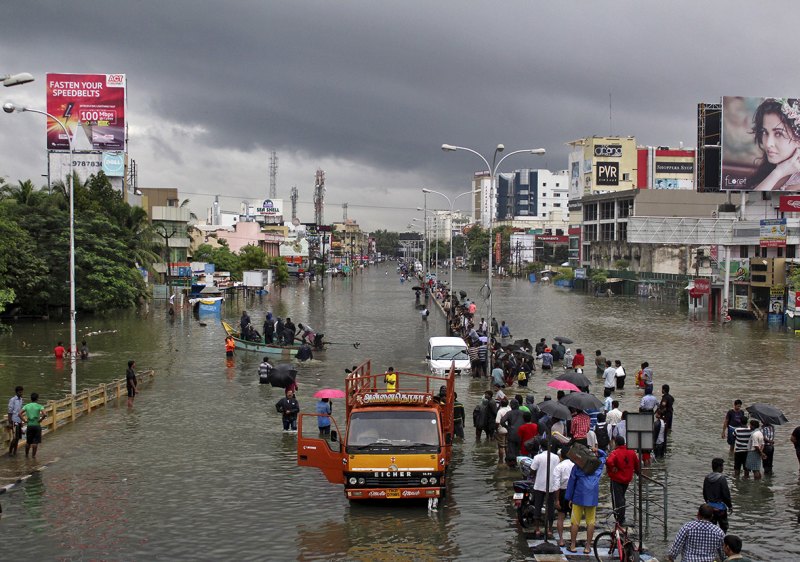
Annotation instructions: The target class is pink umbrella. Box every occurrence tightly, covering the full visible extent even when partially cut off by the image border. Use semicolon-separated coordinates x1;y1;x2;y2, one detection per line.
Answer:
547;379;580;392
313;388;346;399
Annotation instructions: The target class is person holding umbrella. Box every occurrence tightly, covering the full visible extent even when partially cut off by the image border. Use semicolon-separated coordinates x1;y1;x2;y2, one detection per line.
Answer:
746;403;789;476
316;397;332;436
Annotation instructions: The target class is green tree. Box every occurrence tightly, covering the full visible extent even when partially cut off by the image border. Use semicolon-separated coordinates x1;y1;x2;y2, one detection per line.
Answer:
267;256;289;287
590;268;609;285
371;229;400;257
239;244;268;271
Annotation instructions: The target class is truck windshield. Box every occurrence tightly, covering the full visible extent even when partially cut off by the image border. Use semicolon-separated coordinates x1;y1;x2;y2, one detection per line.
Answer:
431;346;468;361
347;411;440;451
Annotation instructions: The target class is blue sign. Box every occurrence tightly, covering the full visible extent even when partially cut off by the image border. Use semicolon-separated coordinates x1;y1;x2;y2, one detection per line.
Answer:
102;151;125;177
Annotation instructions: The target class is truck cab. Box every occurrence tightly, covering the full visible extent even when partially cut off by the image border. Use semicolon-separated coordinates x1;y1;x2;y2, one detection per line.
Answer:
297;360;454;502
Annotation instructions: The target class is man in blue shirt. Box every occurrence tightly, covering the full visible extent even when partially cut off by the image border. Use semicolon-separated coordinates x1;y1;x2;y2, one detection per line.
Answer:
316;398;332;436
7;385;24;456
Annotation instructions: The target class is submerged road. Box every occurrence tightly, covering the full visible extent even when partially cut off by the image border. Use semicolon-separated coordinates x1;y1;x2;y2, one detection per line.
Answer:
0;269;798;560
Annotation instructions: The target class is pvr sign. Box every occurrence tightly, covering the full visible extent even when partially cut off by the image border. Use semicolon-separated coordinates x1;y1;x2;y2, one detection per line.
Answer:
596;162;619;186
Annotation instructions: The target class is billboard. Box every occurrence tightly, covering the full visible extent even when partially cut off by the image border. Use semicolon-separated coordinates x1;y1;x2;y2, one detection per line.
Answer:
759;218;787;247
722;96;800;191
46;73;126;150
48;151;124;191
596;162;619;186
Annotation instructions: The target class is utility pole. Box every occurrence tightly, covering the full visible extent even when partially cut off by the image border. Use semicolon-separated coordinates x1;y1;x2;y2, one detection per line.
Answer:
314;169;325;226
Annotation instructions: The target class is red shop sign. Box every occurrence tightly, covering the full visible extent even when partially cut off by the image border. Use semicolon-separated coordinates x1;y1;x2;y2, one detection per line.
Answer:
779;195;800;212
693;278;710;294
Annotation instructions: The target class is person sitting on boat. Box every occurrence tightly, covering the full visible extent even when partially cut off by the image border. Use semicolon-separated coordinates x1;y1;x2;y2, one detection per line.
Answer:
296;342;313;362
296;323;316;345
245;324;262;342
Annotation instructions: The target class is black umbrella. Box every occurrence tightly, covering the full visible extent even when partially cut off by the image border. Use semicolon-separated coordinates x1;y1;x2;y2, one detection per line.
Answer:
747;403;789;425
538;400;572;421
512;350;533;359
555;370;591;388
559;392;603;411
411;286;423;291
459;290;467;298
504;344;524;352
554;336;573;344
269;364;298;388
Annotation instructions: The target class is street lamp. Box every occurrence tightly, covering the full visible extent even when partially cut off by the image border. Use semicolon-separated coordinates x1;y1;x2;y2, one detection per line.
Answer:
421;188;478;323
1;72;34;87
416;207;440;280
4;102;77;395
442;143;545;377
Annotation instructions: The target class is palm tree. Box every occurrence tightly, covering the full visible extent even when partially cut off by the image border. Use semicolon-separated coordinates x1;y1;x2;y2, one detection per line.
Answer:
0;179;38;205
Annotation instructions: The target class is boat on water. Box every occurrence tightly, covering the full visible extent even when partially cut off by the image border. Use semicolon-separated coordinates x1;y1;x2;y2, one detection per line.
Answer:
221;320;305;356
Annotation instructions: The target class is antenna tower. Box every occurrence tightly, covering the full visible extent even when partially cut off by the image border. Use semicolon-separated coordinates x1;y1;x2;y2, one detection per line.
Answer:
342;202;348;222
314;169;326;226
290;186;298;220
269;151;278;198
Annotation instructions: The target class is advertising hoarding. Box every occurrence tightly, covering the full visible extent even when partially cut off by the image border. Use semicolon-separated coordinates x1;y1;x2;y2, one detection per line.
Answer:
722;96;800;191
596;162;619;186
759;218;787;247
46;73;126;150
779;195;800;212
48;151;124;190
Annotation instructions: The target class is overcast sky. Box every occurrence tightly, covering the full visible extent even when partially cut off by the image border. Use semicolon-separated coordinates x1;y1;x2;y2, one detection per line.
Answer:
0;2;794;231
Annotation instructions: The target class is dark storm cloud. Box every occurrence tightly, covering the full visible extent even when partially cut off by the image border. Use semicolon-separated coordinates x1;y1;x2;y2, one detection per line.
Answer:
1;1;794;228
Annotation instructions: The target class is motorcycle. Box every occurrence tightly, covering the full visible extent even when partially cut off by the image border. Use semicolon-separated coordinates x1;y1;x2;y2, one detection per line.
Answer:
512;456;539;528
512;479;538;527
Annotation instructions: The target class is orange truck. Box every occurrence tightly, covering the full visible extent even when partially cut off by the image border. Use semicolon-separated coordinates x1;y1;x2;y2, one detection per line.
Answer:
297;360;455;505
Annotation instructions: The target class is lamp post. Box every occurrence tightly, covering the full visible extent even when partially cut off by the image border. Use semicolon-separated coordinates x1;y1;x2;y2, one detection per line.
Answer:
441;144;545;378
421;188;477;319
416;207;440;280
4;102;77;395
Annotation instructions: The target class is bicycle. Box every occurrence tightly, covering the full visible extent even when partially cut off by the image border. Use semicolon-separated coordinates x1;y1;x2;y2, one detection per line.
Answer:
593;514;639;562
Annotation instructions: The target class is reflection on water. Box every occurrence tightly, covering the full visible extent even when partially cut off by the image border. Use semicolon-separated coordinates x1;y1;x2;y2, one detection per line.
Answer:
0;270;798;560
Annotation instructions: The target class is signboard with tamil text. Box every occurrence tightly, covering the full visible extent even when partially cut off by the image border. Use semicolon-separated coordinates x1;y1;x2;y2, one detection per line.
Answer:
759;219;787;247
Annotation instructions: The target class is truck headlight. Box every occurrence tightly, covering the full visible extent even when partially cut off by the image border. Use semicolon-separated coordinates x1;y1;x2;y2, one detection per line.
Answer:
357;477;366;485
433;367;445;375
349;477;357;485
421;477;429;485
429;477;437;485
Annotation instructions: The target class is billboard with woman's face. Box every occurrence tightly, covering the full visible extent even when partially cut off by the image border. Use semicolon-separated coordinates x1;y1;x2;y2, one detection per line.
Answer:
722;96;800;191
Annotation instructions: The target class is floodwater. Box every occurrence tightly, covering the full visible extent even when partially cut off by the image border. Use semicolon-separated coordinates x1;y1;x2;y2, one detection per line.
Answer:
0;268;798;561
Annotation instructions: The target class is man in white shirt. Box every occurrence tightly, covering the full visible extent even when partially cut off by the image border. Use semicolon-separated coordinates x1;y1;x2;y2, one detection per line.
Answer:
553;450;575;547
745;419;765;480
639;388;659;412
606;401;623;427
602;360;617;392
495;397;511;464
530;442;560;539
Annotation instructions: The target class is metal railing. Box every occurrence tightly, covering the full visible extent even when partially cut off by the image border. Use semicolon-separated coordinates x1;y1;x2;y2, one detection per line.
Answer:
632;467;669;541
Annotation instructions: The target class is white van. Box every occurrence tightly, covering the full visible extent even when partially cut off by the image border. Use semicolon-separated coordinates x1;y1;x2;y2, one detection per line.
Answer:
427;336;471;376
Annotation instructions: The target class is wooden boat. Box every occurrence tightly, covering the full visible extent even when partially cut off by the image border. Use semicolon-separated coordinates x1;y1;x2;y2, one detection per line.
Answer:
221;320;302;356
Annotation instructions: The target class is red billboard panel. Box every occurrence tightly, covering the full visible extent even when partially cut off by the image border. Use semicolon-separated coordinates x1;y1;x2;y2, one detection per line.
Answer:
779;195;800;212
693;278;710;294
46;73;126;150
722;96;800;192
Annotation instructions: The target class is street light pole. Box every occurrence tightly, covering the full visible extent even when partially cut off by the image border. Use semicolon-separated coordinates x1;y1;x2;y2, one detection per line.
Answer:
441;144;545;379
4;102;77;395
421;188;477;321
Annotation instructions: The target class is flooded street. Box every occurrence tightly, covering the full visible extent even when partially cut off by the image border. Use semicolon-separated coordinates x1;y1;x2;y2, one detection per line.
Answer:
1;269;798;560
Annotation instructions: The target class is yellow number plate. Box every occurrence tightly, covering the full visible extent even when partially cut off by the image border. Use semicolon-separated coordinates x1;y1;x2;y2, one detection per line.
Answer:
386;489;401;499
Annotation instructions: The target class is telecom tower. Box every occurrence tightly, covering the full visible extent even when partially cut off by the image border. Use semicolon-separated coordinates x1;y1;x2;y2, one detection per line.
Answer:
314;169;325;226
290;186;298;220
269;151;278;198
342;202;348;222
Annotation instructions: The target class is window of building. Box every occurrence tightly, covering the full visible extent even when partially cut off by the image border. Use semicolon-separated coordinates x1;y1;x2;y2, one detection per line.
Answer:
761;246;768;258
554;203;561;207
787;245;796;259
542;203;547;207
583;224;597;242
777;246;784;257
618;199;633;218
554;193;561;197
542;183;547;186
600;201;615;220
556;183;560;187
622;173;630;181
617;222;627;240
583;203;598;221
740;245;749;258
601;222;615;241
